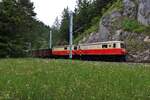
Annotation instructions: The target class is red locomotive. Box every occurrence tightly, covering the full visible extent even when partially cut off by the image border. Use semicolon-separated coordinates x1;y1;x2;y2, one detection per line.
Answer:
32;41;127;61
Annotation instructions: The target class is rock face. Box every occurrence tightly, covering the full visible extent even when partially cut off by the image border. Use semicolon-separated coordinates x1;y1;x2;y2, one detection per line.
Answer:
99;11;122;42
123;0;137;18
128;50;150;62
79;32;99;43
138;0;150;26
97;0;150;42
120;31;150;62
81;0;150;62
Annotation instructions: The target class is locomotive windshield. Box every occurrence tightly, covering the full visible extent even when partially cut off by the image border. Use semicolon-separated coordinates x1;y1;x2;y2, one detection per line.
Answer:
121;43;125;48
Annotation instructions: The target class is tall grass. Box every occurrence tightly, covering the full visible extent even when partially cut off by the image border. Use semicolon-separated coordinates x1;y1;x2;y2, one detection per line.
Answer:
0;59;150;100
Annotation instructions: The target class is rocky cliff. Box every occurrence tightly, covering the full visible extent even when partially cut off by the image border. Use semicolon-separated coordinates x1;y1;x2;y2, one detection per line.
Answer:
79;0;150;62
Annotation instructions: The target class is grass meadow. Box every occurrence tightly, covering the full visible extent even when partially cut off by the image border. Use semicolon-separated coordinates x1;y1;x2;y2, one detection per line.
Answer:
0;58;150;100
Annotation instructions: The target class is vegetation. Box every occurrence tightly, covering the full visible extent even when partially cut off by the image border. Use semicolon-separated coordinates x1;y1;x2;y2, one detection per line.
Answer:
74;18;99;44
0;0;50;57
1;0;149;57
125;39;149;52
51;0;118;45
1;0;118;57
0;59;150;99
122;18;150;35
102;0;122;17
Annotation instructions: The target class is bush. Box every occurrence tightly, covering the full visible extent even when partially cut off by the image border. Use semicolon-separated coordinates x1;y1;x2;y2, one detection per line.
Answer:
122;18;139;31
122;18;150;35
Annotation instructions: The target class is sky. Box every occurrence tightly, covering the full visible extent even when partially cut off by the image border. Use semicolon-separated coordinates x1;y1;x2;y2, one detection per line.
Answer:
31;0;77;26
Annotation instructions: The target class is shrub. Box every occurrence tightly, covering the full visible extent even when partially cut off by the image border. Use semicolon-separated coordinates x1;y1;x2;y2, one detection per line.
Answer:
122;18;150;35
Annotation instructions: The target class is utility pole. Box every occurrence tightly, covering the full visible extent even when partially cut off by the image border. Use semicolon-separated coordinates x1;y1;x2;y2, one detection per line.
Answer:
69;11;73;59
49;30;52;49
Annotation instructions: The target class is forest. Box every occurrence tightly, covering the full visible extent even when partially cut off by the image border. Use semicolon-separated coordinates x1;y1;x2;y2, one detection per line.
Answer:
0;0;49;57
52;0;117;45
0;0;117;57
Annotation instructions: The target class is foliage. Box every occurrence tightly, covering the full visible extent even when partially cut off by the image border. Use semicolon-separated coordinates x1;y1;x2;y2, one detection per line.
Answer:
30;21;50;49
125;39;149;52
52;0;118;46
122;18;150;35
74;17;99;44
0;0;50;57
102;0;122;17
0;59;150;99
73;0;116;38
59;8;70;45
50;25;61;46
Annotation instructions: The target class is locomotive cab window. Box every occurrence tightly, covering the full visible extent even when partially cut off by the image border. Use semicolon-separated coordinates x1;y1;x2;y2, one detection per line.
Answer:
102;44;108;48
121;43;125;48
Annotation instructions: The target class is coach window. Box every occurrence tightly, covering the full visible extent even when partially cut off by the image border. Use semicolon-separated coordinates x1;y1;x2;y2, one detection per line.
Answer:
74;46;77;50
113;43;116;48
78;46;81;50
102;44;108;48
109;45;111;48
64;47;67;50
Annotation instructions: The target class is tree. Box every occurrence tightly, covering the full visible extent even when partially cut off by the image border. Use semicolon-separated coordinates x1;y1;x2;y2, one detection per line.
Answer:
50;17;61;46
93;0;114;16
51;0;118;46
74;0;93;37
59;8;70;45
0;0;49;57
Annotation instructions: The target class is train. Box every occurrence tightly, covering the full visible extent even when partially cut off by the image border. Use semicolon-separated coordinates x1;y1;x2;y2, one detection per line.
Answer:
32;41;127;61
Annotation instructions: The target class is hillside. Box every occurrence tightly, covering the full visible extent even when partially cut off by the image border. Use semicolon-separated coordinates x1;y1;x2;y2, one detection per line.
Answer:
0;59;150;99
76;0;150;62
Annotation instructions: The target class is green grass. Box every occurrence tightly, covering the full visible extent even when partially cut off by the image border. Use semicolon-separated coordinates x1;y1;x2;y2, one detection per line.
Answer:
0;59;150;100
